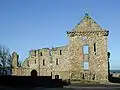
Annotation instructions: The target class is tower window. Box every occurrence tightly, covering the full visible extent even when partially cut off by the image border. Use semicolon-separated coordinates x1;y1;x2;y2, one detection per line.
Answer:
43;59;45;66
94;43;96;52
83;45;89;54
56;58;59;65
83;61;89;70
60;50;62;55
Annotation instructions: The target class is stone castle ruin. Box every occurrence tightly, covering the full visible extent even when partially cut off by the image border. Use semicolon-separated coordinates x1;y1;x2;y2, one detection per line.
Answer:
12;13;109;83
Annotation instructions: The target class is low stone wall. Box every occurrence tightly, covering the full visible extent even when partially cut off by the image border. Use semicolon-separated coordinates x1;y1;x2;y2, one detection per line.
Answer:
112;73;120;78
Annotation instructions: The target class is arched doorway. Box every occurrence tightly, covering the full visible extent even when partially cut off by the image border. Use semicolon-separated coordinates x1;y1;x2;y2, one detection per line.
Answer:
31;69;37;76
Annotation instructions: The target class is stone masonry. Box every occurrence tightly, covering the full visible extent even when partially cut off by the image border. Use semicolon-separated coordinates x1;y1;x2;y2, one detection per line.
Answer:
12;13;109;83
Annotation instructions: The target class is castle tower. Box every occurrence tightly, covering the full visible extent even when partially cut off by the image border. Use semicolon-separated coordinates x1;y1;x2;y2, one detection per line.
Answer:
67;13;109;83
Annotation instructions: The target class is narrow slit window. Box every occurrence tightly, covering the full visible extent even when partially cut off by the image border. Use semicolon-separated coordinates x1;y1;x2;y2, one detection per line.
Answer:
83;45;89;54
40;52;42;56
82;74;84;79
83;62;89;70
60;50;62;55
35;59;36;64
94;43;96;52
27;61;29;67
56;58;59;65
43;59;45;66
51;72;52;76
35;50;36;57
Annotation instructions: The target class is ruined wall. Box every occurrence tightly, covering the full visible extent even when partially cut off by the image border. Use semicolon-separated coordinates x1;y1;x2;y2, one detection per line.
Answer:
51;46;70;79
12;14;109;83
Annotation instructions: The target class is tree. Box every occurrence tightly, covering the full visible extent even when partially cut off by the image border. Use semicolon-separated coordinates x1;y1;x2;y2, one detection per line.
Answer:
0;44;12;75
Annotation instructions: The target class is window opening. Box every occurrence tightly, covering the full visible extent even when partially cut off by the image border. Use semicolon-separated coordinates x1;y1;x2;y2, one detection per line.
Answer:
40;52;42;56
83;45;89;54
43;59;45;65
27;61;29;67
56;58;59;65
60;50;62;55
83;61;89;70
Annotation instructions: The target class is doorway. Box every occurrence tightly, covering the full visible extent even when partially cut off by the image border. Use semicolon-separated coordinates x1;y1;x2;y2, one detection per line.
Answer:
31;69;37;76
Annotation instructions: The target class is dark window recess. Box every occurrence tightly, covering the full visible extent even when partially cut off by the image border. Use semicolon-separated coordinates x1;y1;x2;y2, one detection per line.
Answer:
51;72;52;76
43;59;45;65
35;59;36;64
82;74;84;79
94;43;96;52
40;52;42;56
27;61;29;67
60;50;62;55
55;75;59;79
35;50;36;57
56;58;58;65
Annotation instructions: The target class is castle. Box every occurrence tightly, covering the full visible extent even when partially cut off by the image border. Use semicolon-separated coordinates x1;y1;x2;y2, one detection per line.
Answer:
12;13;109;83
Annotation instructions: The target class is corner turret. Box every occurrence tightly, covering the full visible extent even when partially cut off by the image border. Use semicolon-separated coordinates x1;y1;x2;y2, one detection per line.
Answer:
12;52;19;68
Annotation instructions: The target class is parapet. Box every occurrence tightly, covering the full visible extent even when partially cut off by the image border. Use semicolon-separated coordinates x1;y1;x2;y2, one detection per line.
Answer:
29;50;36;57
51;45;68;51
38;48;50;52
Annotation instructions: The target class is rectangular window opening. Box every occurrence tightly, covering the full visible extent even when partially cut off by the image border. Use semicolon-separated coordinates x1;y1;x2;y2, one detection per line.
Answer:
83;45;89;54
35;50;36;57
27;61;29;67
43;59;45;66
94;43;96;52
83;61;89;70
40;52;42;56
60;50;62;55
94;43;96;55
56;58;59;65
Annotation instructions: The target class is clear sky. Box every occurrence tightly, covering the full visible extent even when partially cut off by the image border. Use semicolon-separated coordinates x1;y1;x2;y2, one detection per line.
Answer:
0;0;120;70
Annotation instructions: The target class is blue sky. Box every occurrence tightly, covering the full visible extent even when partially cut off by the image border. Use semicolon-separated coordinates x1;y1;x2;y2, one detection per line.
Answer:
0;0;120;70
